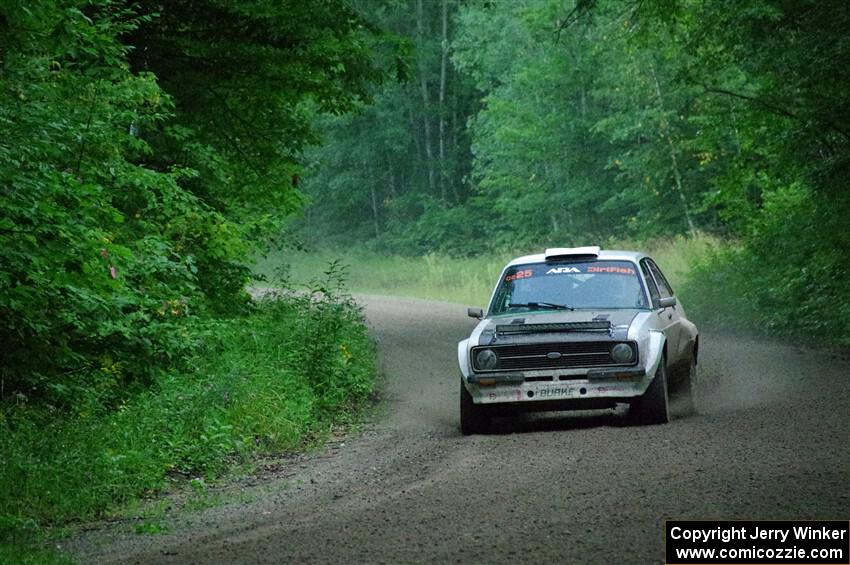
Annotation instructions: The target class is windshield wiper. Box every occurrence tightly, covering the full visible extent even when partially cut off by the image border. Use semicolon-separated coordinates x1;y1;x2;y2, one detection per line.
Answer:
508;301;575;311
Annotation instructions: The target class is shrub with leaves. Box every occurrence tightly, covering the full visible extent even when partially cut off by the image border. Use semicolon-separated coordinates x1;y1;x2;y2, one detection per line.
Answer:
0;283;376;537
1;3;203;404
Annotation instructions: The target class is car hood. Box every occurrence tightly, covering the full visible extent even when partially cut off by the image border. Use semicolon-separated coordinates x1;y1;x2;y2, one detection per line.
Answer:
473;309;643;347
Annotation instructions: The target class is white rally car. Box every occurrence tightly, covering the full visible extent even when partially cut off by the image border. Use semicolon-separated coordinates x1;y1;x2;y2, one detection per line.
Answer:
458;246;698;434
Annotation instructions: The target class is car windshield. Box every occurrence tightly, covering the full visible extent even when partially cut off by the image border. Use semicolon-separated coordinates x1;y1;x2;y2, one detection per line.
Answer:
489;260;649;314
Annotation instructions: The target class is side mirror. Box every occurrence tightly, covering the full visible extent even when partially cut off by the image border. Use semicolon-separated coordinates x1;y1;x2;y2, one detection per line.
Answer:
658;296;677;309
467;307;484;319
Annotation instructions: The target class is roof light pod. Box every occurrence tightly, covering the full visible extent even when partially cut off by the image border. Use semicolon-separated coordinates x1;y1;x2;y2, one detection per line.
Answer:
544;246;601;261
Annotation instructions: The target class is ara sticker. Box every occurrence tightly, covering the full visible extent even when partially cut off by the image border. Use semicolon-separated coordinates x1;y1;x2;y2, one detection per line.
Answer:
545;266;582;275
505;269;533;282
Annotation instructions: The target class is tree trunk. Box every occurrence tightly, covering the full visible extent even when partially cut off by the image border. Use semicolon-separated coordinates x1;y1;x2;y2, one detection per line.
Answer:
408;108;422;165
450;90;460;202
386;153;397;199
438;0;449;203
364;159;380;240
417;0;437;197
369;183;380;240
651;64;697;237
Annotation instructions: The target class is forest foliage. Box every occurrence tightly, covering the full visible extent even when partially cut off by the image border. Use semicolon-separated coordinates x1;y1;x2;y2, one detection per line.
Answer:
0;0;387;552
302;0;850;342
1;0;391;405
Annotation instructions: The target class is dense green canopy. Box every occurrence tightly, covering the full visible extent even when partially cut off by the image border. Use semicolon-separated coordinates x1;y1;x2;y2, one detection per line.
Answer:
0;0;392;402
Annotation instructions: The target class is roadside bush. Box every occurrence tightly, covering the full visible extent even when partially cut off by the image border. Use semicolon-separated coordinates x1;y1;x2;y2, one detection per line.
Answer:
0;286;376;546
680;185;850;346
0;3;251;408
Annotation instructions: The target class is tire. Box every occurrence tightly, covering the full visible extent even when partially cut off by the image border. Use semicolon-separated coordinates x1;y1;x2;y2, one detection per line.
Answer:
631;357;671;425
676;356;698;416
460;380;489;435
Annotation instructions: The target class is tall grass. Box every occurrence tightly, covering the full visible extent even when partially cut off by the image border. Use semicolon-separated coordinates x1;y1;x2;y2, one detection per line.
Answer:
257;249;508;306
256;235;718;307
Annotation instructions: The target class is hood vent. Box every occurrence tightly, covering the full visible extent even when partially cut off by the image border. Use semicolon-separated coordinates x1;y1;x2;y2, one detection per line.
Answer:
495;321;611;336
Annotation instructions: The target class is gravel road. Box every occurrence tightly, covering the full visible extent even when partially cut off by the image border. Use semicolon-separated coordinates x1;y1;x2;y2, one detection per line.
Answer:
70;296;850;564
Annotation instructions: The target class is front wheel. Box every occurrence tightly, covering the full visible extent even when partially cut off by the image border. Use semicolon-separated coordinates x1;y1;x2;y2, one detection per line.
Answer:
631;358;671;425
460;381;489;435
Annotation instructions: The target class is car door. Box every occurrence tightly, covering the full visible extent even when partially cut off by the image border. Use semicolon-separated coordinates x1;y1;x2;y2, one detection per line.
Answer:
643;258;684;366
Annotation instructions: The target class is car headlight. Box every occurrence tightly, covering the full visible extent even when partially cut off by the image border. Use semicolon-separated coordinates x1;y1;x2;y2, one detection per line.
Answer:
611;343;635;364
475;348;499;371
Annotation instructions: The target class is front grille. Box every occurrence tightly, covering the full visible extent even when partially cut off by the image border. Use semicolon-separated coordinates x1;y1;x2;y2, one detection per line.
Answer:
472;341;636;372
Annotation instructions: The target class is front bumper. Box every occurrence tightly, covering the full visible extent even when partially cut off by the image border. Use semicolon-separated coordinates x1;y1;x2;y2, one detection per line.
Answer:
466;368;648;404
459;330;665;405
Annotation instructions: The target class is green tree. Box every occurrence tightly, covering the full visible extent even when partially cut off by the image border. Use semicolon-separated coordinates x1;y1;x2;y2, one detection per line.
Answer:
646;0;850;339
0;0;389;403
299;0;481;255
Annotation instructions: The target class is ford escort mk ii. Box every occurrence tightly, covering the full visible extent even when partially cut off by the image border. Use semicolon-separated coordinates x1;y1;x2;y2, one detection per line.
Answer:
458;246;698;434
